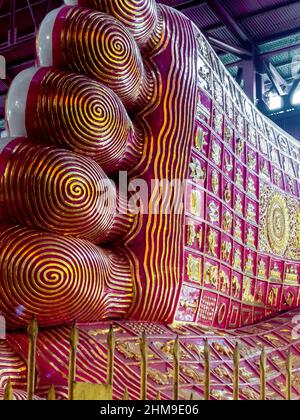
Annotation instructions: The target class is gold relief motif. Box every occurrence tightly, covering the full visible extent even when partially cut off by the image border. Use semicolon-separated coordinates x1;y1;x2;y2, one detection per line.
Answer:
242;277;254;304
232;276;241;297
235;195;243;214
185;343;204;359
245;254;254;275
268;288;279;307
156;340;190;360
180;365;204;384
247;177;256;197
284;291;295;307
225;155;233;174
235;167;243;187
246;226;256;248
213;365;231;381
190;189;202;217
233;249;242;271
225;126;233;143
267;194;289;255
187;254;201;283
240;367;255;382
259;184;299;260
205;263;218;288
246;203;256;223
236;139;243;157
207;229;218;256
221;242;232;262
285;266;298;285
258;259;267;278
211;390;232;401
219;271;230;293
234;220;242;241
187;223;197;246
247;151;256;171
212;342;233;357
241;388;259;400
273;169;281;186
224;183;232;203
195;127;208;151
147;367;173;385
208;201;219;223
214;112;223;136
211;170;219;195
256;285;263;304
287;175;295;194
189;158;206;182
211;142;221;165
222;211;233;232
270;264;281;282
116;340;157;361
260;160;270;179
187;223;203;248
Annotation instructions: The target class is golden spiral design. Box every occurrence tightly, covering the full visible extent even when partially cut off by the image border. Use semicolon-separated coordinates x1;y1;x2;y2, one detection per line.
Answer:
57;6;144;106
27;69;136;171
0;225;133;327
267;193;290;256
79;0;158;47
1;142;129;243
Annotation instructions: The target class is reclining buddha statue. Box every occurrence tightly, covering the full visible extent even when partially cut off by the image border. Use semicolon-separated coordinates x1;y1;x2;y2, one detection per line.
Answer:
0;0;299;401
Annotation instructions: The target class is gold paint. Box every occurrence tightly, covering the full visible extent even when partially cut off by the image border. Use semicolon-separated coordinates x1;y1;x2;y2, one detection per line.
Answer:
4;379;13;400
190;189;202;217
207;229;218;256
27;316;38;401
187;254;202;283
286;351;292;401
68;323;79;401
260;348;266;401
47;385;56;400
173;336;180;400
140;331;148;400
107;326;115;387
73;382;112;400
204;340;210;401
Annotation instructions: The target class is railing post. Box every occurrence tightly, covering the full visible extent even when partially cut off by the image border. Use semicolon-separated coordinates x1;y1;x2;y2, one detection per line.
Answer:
27;315;38;400
204;339;210;401
233;342;240;400
173;336;180;401
68;323;79;401
48;385;56;400
140;331;148;400
4;379;13;400
260;347;266;401
107;325;115;388
123;388;129;400
286;350;292;401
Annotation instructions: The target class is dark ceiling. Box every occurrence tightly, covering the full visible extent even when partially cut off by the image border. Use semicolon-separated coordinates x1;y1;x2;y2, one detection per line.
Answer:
1;0;300;111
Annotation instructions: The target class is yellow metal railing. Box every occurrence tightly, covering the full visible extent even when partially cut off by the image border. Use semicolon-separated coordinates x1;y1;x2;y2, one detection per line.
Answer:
2;321;295;401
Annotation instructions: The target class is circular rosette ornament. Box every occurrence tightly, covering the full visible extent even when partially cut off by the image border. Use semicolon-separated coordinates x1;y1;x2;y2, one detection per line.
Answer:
267;193;290;256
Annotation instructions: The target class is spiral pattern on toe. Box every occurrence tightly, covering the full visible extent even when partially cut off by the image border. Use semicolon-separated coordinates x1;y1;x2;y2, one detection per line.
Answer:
26;68;141;171
0;225;133;327
53;6;145;106
0;141;136;243
77;0;158;47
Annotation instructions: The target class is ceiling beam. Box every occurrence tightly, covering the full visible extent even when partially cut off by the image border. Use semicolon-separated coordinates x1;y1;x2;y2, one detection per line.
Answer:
208;36;252;58
236;0;300;21
263;61;289;96
175;0;206;11
206;0;253;47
